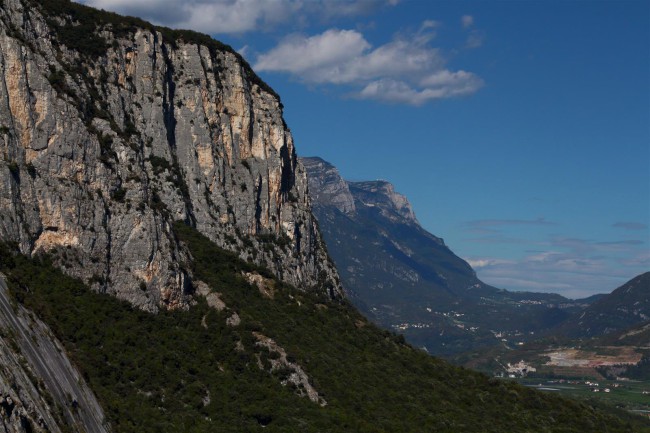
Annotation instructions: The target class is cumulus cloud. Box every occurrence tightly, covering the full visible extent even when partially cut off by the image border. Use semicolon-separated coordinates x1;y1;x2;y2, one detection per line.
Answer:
80;0;299;33
254;29;371;83
254;25;483;105
78;0;398;34
356;76;481;105
76;0;480;105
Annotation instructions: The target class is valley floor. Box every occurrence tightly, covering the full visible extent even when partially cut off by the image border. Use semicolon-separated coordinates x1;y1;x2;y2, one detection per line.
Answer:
518;377;650;416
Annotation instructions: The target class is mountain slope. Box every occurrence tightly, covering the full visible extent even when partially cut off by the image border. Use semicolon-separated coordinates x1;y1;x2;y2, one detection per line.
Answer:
454;274;650;379
0;0;339;312
302;156;586;355
0;276;108;433
552;272;650;339
1;230;648;432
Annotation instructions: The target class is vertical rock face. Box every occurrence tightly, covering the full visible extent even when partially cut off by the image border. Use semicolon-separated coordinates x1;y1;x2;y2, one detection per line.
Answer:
0;0;340;311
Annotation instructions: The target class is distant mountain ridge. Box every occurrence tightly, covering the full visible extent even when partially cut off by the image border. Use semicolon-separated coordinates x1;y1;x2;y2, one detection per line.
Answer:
551;272;650;339
302;156;588;355
454;273;650;378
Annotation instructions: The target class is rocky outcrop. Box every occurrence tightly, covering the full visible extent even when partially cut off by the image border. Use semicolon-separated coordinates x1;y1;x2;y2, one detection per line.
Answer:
0;275;109;433
0;0;340;311
300;157;417;224
253;332;326;406
300;157;355;215
349;181;418;225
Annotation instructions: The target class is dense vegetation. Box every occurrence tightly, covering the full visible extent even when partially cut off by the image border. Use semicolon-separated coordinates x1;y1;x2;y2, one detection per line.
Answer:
0;226;648;432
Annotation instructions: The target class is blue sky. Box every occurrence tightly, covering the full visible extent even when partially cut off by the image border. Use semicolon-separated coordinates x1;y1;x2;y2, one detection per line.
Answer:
79;0;649;298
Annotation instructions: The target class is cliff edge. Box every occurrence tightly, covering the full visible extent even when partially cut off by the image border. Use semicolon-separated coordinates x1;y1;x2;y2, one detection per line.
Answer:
0;0;340;311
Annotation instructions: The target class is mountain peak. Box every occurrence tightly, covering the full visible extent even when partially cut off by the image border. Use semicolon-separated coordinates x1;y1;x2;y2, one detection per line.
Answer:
349;180;419;225
301;157;356;215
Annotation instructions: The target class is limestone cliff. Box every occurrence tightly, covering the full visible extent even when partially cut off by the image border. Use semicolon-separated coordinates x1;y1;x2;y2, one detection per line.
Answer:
300;157;355;215
0;0;340;311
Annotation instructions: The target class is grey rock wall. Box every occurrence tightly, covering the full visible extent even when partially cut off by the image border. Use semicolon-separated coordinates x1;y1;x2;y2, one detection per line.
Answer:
300;157;355;215
0;0;341;311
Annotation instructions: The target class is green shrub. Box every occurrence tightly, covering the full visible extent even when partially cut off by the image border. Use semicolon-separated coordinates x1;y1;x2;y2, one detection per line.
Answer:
110;187;127;202
148;155;171;175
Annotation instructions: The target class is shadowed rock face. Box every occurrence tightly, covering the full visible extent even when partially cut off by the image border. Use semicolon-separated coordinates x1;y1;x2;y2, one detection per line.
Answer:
300;157;355;215
0;276;108;433
0;0;340;311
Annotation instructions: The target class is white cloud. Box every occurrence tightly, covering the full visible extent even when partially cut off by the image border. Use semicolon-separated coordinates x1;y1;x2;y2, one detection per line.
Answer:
254;26;483;105
465;237;647;298
357;79;434;105
461;217;647;298
467;251;619;298
237;44;249;57
466;258;512;269
461;15;474;29
78;0;398;34
254;29;371;83
357;75;481;105
81;0;299;33
312;0;395;20
76;0;480;105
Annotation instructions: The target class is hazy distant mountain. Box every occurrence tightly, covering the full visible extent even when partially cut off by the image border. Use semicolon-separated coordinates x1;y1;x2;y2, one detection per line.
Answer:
454;273;650;378
597;320;650;348
551;272;650;339
302;157;588;356
595;319;650;380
